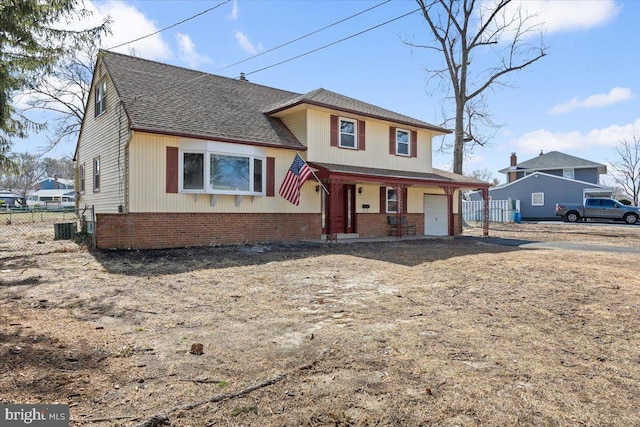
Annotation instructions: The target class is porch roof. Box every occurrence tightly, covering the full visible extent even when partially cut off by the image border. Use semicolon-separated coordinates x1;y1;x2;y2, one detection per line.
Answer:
308;162;489;189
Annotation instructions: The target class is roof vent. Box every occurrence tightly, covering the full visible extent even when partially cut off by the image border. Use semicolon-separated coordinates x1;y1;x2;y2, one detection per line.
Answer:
239;72;248;81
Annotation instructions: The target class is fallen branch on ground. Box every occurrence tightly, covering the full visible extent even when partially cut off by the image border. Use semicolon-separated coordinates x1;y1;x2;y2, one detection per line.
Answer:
132;347;330;427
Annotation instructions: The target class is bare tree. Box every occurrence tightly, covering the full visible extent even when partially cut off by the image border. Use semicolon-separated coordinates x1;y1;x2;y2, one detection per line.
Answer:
42;156;75;179
0;153;45;198
470;168;499;186
609;135;640;206
21;38;101;150
414;0;546;174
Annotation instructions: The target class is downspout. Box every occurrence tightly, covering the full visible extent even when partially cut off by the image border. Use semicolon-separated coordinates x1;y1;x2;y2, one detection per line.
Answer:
117;99;133;214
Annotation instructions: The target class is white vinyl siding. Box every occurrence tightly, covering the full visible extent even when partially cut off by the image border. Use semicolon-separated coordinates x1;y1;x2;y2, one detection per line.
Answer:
75;63;128;214
127;135;320;213
302;109;435;172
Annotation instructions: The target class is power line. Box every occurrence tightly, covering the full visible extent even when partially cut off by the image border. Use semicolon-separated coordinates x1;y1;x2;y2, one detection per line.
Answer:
217;0;392;72
245;7;420;77
106;0;231;51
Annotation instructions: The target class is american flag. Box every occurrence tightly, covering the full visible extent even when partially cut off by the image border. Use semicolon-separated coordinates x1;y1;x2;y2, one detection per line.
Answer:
279;153;312;206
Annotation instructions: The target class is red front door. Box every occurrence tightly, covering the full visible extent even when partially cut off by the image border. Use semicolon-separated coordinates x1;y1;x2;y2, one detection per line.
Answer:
323;184;356;234
333;184;355;233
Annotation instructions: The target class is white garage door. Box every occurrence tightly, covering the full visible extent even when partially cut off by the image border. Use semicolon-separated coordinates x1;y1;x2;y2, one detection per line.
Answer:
424;194;448;236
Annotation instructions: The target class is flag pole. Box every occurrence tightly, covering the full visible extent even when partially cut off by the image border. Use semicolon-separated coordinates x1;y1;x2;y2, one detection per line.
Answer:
297;152;329;194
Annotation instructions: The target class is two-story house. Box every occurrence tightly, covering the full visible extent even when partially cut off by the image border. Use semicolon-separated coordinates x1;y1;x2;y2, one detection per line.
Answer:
35;175;74;190
469;151;612;220
75;51;489;249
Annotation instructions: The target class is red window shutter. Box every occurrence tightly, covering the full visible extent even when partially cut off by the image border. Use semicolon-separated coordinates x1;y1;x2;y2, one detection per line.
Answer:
411;130;417;158
358;120;366;151
389;127;396;155
266;157;275;196
330;115;338;147
402;187;408;213
380;186;386;213
166;147;179;193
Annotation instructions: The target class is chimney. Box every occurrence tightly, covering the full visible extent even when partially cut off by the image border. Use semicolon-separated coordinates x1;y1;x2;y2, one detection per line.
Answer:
508;152;517;183
54;174;59;190
239;72;247;81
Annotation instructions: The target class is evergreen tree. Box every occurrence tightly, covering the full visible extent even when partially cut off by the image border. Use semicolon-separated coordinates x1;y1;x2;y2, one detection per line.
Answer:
0;0;109;166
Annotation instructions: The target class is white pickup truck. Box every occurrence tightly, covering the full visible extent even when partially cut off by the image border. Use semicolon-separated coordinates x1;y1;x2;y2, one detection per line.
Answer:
555;198;640;224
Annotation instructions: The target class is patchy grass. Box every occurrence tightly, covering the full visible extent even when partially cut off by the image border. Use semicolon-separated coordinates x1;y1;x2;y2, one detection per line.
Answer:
1;222;639;426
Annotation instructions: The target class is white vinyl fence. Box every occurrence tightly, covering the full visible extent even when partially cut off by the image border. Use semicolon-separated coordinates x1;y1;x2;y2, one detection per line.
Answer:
462;199;520;223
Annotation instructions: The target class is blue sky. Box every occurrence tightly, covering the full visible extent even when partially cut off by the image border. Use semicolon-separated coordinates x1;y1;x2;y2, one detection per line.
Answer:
19;0;640;185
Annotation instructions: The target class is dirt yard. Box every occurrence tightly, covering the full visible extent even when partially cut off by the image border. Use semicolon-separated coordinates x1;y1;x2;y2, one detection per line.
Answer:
1;222;639;426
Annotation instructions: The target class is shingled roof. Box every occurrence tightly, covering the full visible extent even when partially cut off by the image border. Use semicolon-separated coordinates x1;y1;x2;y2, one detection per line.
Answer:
309;162;487;187
99;50;304;148
98;51;448;148
499;151;607;175
264;88;450;133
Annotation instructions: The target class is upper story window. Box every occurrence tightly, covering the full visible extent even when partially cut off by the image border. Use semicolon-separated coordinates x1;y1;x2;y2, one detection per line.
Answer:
563;169;574;179
95;79;107;117
396;129;410;156
389;127;415;157
180;142;265;195
339;118;357;149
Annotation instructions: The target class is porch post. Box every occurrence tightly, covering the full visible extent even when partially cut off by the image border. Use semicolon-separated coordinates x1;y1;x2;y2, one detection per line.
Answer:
482;187;490;237
395;184;403;239
442;186;455;236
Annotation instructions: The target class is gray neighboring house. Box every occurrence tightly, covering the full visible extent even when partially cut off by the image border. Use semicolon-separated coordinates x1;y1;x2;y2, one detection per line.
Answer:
469;151;612;220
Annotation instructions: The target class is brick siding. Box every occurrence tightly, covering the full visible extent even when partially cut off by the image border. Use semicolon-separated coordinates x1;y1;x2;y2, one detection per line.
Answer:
95;211;462;250
96;213;322;250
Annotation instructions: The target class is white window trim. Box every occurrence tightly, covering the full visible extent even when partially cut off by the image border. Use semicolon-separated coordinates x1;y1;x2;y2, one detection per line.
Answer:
563;168;575;179
396;128;410;157
386;186;398;213
79;163;85;194
93;157;100;192
178;140;266;196
531;192;544;206
339;117;358;150
95;79;106;117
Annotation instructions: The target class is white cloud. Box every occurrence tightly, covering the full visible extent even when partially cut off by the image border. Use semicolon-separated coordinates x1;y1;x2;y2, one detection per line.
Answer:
80;0;172;61
176;33;212;68
512;0;619;34
234;31;264;55
227;0;239;20
513;119;640;153
485;0;619;42
549;87;634;114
